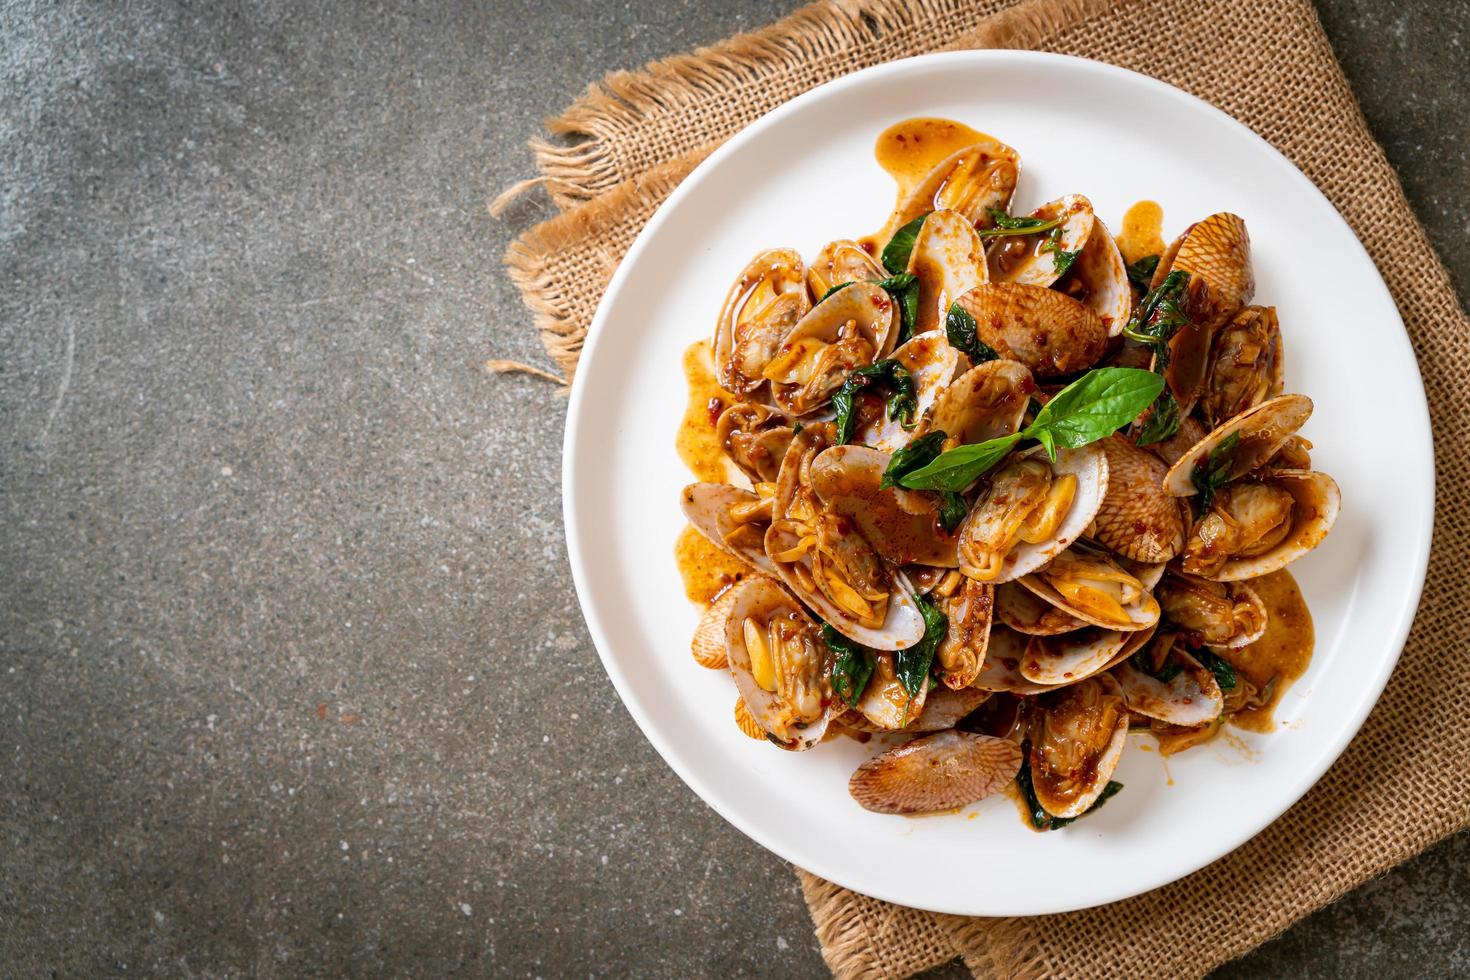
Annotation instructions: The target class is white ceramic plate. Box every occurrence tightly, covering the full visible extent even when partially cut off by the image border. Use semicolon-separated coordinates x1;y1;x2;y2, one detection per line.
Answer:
562;52;1433;915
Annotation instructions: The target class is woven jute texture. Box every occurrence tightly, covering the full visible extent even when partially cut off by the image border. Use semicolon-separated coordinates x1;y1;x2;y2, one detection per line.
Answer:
495;0;1470;976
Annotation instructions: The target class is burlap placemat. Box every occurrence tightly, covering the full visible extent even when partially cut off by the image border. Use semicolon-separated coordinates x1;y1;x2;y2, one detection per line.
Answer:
491;0;1470;975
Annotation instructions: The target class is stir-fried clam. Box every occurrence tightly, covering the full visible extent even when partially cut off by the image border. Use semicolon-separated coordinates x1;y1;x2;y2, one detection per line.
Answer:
678;120;1337;827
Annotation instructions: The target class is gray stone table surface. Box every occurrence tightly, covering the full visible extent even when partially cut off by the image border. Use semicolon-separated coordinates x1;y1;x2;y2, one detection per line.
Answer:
2;0;1466;976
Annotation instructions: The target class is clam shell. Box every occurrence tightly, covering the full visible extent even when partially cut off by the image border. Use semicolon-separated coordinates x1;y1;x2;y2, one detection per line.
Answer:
962;443;1109;584
1093;434;1187;562
972;625;1064;695
922;359;1033;446
771;282;897;414
1112;648;1223;727
715;402;794;484
1020;627;1128;686
1201;305;1284;428
1144;412;1207;468
884;140;1021;237
713;248;809;395
854;650;930;730
807;239;886;299
733;696;766;739
1029;673;1130;818
986;194;1095;289
1205;470;1340;582
1171;212;1254;330
1155;573;1267;648
691;587;741;669
955;283;1108;377
848;730;1022;814
936;576;993;689
905;210;989;336
809;444;960;568
680;482;775;574
838;685;990;734
995;581;1087;635
765;518;927;650
1073;216;1132;336
1017;547;1161;632
1162;394;1314;496
856;330;960;452
722;576;833;750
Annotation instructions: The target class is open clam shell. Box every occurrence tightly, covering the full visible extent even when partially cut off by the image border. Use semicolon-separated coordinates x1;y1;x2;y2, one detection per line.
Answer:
1201;305;1284;428
1162;394;1314;496
958;443;1109;584
995;581;1087;635
765;517;927;650
807;239;886;299
1069;215;1132;336
921;359;1033;446
691;585;744;669
715;402;795;484
849;730;1023;814
1144;412;1207;468
1019;627;1128;686
905;210;989;335
854;650;930;729
884;140;1021;237
722;576;835;750
838;684;990;734
1017;544;1161;632
1196;470;1340;582
767;282;897;416
986;194;1095;289
1028;673;1130;819
1092;434;1187;563
972;625;1064;695
1113;647;1223;728
855;330;960;451
954;283;1108;378
714;248;810;395
935;576;994;689
809;444;960;568
680;482;775;574
1155;572;1267;648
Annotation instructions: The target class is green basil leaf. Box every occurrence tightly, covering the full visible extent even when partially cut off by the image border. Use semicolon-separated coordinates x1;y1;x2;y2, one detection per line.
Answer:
894;431;1023;491
881;430;947;489
831;384;858;445
895;592;947;704
823;625;876;708
881;213;930;275
872;272;916;291
1040;226;1082;278
1026;367;1164;449
937;490;969;532
1197;650;1238;692
832;359;916;444
1190;429;1240;506
818;280;853;303
978;208;1064;237
1126;254;1160;289
1135;390;1181;446
944;301;1000;363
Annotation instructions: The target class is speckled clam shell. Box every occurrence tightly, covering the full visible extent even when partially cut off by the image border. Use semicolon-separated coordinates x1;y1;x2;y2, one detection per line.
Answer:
680;482;775;575
772;282;898;416
954;283;1108;378
856;330;959;452
806;239;886;299
722;576;833;750
972;625;1064;695
808;444;960;568
1093;434;1187;563
836;685;990;734
921;359;1032;446
883;140;1021;238
1017;549;1161;632
1112;647;1223;728
1169;212;1254;330
995;581;1087;635
1019;627;1129;686
1074;216;1133;336
848;730;1022;814
905;210;989;336
1203;470;1340;582
691;586;742;669
713;248;809;395
986;194;1095;289
1029;673;1130;818
1162;394;1314;496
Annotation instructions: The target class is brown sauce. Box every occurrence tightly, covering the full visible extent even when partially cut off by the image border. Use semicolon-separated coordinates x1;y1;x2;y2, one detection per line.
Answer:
674;524;749;607
873;117;993;200
1118;200;1165;264
1227;569;1314;732
677;340;735;483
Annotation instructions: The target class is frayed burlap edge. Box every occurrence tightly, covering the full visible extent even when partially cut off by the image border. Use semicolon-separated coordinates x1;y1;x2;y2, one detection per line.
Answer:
498;155;701;384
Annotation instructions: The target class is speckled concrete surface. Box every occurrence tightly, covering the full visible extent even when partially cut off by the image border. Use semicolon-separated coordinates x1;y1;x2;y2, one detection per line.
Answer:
0;1;1464;976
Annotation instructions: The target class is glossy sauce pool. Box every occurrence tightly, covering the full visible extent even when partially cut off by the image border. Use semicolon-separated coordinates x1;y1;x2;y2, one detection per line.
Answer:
1227;569;1315;732
1117;199;1166;264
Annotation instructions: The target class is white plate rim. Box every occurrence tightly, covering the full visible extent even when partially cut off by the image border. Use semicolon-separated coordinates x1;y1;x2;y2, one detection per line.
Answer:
561;50;1434;915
